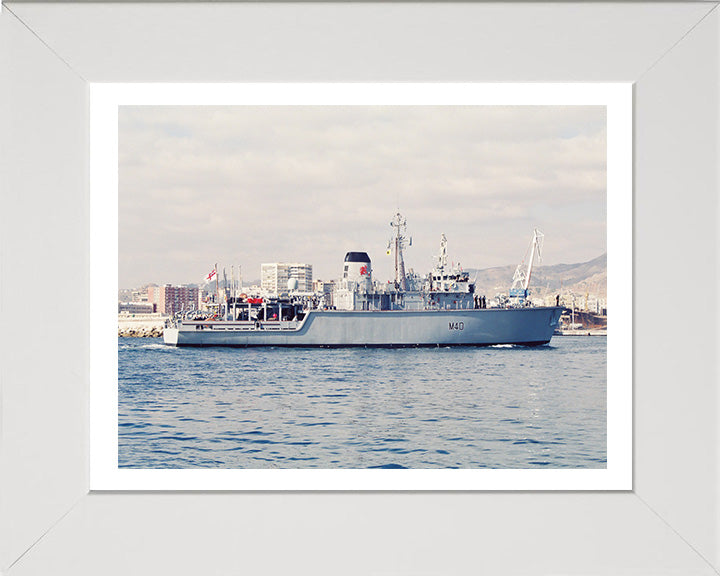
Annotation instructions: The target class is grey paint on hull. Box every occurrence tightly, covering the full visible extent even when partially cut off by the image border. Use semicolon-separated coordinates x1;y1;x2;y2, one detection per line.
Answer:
164;307;563;348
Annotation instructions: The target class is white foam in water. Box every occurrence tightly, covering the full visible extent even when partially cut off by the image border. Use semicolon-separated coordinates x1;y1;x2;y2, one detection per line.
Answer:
142;343;172;351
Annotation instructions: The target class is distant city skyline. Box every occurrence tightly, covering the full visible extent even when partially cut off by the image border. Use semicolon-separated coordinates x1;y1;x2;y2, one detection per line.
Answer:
119;105;606;289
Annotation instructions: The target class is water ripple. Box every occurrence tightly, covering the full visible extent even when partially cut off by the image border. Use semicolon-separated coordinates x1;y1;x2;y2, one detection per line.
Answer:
118;337;607;469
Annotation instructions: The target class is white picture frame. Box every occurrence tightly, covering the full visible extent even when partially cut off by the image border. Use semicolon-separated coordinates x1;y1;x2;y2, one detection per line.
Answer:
2;2;718;574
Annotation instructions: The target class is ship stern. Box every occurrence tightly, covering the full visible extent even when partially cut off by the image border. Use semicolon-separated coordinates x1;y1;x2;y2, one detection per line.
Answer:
163;327;179;346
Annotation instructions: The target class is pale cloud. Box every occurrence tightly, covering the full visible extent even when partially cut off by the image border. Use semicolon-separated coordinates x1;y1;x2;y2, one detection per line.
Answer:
119;105;606;288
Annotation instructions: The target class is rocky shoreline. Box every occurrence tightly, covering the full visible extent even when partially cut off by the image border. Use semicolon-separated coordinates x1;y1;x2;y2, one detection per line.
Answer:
118;313;167;338
118;326;164;338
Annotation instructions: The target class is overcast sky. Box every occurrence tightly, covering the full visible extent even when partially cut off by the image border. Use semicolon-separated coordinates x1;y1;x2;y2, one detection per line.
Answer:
119;105;606;288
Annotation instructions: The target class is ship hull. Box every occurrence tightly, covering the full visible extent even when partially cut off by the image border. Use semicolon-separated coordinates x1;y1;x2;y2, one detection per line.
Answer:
163;307;562;348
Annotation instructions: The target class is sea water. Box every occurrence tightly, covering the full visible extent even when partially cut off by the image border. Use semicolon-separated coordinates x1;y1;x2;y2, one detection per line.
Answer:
118;337;606;469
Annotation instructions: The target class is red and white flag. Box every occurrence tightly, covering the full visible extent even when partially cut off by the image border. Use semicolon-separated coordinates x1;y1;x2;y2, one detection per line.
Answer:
205;268;217;283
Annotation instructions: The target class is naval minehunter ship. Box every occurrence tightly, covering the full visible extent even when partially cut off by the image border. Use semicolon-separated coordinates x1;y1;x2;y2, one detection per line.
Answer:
163;213;562;347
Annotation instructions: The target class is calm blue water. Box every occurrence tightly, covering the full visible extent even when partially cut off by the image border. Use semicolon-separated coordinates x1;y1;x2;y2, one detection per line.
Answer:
118;337;606;469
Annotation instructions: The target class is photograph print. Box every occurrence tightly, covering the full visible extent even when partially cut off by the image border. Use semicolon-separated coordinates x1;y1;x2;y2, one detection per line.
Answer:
117;103;608;471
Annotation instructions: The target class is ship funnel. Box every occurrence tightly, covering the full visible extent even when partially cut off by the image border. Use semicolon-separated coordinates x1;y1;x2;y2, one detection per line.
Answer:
342;251;372;290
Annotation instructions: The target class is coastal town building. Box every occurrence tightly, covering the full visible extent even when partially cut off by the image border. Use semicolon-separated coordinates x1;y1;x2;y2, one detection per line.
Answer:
119;286;152;303
132;287;150;302
147;284;200;315
118;302;157;314
261;263;313;293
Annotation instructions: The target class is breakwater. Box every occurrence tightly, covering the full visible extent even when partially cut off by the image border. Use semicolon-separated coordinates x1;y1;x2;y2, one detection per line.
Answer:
118;313;166;337
118;325;163;338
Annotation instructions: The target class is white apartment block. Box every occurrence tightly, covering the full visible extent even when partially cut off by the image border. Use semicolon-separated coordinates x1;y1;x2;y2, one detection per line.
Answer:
261;263;313;293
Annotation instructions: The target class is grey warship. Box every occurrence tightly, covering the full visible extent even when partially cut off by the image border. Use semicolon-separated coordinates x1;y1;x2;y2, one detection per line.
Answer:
163;214;561;347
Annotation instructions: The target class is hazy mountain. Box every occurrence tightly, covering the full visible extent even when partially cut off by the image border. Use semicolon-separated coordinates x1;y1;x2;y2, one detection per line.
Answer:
466;253;607;298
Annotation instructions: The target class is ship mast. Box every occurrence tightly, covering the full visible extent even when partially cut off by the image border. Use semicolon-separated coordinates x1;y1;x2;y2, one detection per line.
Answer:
388;212;410;291
215;262;219;317
438;233;448;273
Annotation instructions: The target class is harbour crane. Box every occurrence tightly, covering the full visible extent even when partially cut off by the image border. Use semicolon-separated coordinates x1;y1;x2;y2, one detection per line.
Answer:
509;228;544;304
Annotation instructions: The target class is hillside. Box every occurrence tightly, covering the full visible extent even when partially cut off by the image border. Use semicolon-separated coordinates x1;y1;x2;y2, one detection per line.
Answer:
466;253;607;298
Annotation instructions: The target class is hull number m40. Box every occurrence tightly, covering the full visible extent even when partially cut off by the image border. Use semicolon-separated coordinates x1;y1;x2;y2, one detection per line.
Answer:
448;322;464;331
